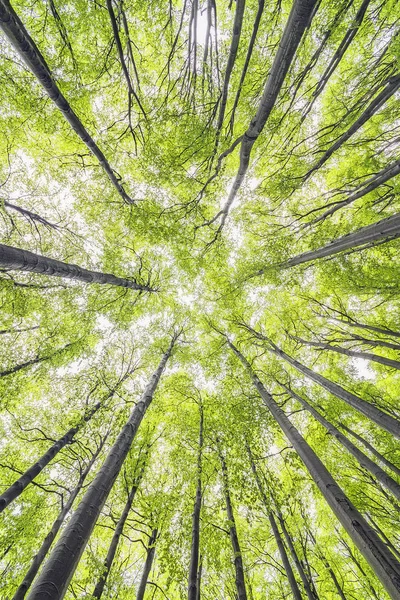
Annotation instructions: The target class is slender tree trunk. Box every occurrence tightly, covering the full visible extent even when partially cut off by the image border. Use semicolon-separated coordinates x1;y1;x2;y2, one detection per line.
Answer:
226;337;400;599
188;403;204;600
196;557;202;600
264;338;400;439
0;341;73;378
278;513;318;600
332;317;400;340
0;244;153;292
0;370;133;512
280;212;400;269
307;530;347;600
279;382;400;502
136;528;158;600
340;423;400;478
92;455;147;599
218;443;248;600
305;73;400;179
246;444;302;600
215;0;318;229
293;336;400;370
343;334;400;351
0;0;131;203
366;514;400;560
27;334;178;600
12;437;106;600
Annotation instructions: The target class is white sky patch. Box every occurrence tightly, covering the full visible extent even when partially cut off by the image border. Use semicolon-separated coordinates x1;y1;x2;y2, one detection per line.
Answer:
351;357;375;380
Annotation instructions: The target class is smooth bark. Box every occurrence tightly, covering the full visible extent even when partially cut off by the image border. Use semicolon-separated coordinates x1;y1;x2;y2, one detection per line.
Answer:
0;342;72;378
27;334;177;600
0;0;131;203
226;337;400;599
12;439;106;600
247;444;302;600
136;528;158;600
188;403;204;600
0;244;154;292
340;423;400;478
218;444;248;600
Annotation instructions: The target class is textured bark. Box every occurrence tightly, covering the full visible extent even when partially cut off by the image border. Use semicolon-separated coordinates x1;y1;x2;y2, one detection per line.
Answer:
293;336;400;370
0;341;72;378
281;213;400;268
212;0;318;230
227;337;400;599
305;73;400;179
136;528;158;600
247;444;302;600
265;338;400;439
0;244;154;292
92;463;145;599
27;335;177;600
278;513;318;600
12;439;105;600
340;423;400;478
0;0;131;203
218;444;248;600
188;404;204;600
196;558;202;600
279;383;400;502
0;401;101;513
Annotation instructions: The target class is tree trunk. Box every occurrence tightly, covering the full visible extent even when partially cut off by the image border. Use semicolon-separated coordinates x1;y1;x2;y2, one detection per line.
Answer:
0;370;133;512
279;383;400;503
305;73;400;179
0;244;153;292
278;513;318;600
26;334;178;600
332;317;400;340
215;0;318;229
226;337;400;599
0;341;73;378
0;0;131;203
293;336;400;370
246;444;302;600
281;212;400;268
218;443;248;600
12;437;106;600
266;339;400;439
340;423;400;478
136;528;158;600
196;557;202;600
307;529;347;600
188;403;204;600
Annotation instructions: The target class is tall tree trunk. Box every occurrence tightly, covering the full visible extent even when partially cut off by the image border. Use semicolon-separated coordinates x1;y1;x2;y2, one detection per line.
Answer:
188;402;204;600
0;371;133;512
226;337;400;599
218;443;248;600
92;453;147;599
307;529;347;600
246;444;302;600
260;335;400;439
136;528;158;600
213;0;319;230
279;382;400;502
12;437;106;600
27;333;178;600
332;316;400;340
277;513;318;600
292;336;400;370
0;244;153;292
196;557;202;600
340;423;400;478
280;213;400;269
0;0;131;203
0;341;73;378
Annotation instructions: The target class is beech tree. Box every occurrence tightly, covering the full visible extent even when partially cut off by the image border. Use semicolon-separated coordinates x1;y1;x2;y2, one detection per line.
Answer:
0;0;400;598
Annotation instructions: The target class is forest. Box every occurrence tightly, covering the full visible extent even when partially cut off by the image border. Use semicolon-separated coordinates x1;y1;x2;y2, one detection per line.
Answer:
0;0;399;598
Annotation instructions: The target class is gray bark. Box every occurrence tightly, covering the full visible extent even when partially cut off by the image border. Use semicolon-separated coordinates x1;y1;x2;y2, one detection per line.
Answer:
247;444;302;600
136;528;158;600
27;334;178;600
0;244;154;292
279;382;400;502
0;0;131;203
188;403;204;600
226;337;400;599
12;438;106;600
340;423;400;478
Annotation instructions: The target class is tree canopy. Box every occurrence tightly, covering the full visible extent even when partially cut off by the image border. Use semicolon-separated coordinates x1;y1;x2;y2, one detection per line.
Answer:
0;0;400;598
